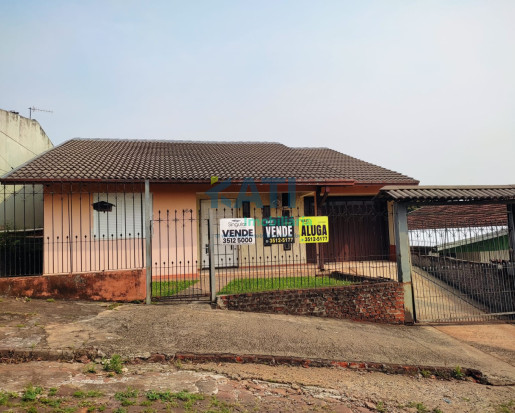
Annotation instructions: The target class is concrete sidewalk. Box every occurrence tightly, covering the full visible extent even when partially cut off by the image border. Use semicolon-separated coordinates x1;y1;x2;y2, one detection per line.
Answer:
1;297;514;385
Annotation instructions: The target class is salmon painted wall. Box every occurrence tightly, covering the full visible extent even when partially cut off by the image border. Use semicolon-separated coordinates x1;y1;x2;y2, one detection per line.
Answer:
150;184;198;278
43;188;145;274
42;183;197;276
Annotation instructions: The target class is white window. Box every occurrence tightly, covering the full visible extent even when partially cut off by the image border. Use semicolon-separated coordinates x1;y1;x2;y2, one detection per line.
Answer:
92;193;146;239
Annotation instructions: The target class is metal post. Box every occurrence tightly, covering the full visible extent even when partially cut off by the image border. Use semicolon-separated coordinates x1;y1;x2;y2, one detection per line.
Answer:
208;208;217;303
145;180;152;305
393;202;415;323
507;204;515;275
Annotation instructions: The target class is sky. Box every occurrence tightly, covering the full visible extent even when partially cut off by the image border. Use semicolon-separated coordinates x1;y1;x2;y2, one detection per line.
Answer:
1;0;514;185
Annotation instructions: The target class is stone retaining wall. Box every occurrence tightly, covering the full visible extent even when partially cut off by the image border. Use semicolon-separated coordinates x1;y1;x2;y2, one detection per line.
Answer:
217;281;405;324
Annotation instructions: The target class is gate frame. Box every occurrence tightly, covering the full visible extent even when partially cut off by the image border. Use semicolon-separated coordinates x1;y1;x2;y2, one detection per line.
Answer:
380;185;515;324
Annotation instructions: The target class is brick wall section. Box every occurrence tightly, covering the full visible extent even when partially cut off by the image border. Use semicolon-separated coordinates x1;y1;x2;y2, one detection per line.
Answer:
217;282;405;324
0;269;146;302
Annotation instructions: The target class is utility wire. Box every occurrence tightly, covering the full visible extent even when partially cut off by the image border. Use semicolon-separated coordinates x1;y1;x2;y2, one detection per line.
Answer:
0;129;39;156
0;152;15;171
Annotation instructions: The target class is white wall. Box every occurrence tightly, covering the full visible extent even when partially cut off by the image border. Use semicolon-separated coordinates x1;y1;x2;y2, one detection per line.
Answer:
0;109;53;230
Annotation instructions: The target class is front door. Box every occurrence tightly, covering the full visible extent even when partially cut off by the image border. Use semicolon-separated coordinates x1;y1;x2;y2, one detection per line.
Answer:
200;199;239;268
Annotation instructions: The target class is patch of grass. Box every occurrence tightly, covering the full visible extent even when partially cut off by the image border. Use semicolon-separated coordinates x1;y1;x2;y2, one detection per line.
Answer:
98;405;106;412
107;302;122;310
114;388;138;401
145;390;202;405
173;390;203;403
376;401;386;413
48;388;58;397
102;354;123;374
140;400;153;406
73;390;104;398
113;408;127;413
39;397;62;407
84;364;97;374
16;324;26;328
0;391;18;406
26;406;37;413
142;408;156;413
115;387;138;406
452;365;465;380
496;400;515;413
408;402;429;413
210;396;234;412
46;298;55;303
152;280;198;297
420;369;432;378
432;408;444;413
218;276;354;294
21;385;43;402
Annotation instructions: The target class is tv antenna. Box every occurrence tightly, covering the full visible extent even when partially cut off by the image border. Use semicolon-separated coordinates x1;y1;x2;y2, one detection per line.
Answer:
28;106;53;119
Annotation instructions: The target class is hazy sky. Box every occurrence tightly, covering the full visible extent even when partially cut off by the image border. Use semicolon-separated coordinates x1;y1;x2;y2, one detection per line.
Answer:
1;1;514;185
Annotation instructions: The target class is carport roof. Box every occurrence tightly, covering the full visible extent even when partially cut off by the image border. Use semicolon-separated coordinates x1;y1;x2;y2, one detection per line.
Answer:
379;185;515;203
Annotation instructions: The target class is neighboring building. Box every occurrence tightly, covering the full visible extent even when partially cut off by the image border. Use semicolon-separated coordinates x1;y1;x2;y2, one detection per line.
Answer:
0;109;53;230
408;204;510;263
0;138;417;276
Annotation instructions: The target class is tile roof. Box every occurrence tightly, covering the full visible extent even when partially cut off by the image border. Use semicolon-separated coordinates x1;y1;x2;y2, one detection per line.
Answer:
293;148;418;184
1;139;418;184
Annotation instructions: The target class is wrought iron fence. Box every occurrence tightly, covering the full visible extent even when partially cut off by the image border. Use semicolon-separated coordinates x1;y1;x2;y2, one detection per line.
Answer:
209;201;396;297
1;181;399;301
408;203;515;322
0;182;146;277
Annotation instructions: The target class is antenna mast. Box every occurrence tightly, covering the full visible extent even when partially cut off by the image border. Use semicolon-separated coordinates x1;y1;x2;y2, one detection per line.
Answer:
28;106;53;119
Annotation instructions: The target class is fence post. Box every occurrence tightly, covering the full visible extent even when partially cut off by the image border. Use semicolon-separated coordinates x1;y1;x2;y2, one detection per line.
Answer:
208;208;217;303
508;204;515;276
393;202;415;323
145;180;152;305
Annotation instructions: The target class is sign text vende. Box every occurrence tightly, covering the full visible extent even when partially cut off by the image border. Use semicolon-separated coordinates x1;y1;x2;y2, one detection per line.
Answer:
219;218;256;245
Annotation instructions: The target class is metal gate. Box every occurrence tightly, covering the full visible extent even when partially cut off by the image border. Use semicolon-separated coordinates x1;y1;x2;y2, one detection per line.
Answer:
151;208;209;301
407;203;515;323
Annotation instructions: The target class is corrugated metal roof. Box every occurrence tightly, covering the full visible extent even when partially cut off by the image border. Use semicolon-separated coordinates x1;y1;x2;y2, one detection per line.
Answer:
379;185;515;202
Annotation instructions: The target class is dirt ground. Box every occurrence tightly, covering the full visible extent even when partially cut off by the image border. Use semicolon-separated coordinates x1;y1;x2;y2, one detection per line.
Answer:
1;297;514;412
0;360;514;413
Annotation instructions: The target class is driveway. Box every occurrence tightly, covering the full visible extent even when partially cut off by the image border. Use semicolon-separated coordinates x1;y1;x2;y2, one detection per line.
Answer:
0;297;514;385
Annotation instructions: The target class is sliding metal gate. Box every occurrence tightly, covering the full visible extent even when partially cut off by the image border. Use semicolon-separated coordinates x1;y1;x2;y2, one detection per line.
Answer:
408;203;515;323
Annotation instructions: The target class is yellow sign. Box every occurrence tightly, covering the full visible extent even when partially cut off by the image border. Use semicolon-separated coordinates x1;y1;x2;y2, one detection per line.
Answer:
299;216;329;243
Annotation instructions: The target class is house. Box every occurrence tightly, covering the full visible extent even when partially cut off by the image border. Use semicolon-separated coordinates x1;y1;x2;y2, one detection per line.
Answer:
0;138;417;278
408;204;510;263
